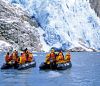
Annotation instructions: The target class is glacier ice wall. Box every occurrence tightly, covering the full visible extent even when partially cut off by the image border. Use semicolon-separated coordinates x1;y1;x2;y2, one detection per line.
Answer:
8;0;100;51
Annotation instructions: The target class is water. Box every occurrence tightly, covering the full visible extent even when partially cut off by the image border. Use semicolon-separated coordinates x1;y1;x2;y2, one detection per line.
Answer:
0;52;100;86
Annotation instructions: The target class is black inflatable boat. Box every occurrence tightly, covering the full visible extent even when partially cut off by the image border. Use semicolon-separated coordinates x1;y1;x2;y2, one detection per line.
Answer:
39;61;72;70
1;60;36;70
17;61;36;70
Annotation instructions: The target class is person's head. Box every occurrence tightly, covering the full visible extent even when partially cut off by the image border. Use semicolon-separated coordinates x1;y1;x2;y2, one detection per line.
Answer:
13;50;16;53
58;50;63;55
7;52;9;55
21;53;23;55
59;50;63;53
26;50;29;53
24;48;28;53
51;49;55;53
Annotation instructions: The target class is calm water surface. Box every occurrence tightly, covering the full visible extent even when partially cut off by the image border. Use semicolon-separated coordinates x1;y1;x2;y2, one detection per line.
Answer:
0;52;100;86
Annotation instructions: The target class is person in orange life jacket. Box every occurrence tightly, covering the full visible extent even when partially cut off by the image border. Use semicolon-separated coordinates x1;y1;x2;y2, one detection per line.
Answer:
9;50;18;64
14;50;19;65
65;51;71;62
18;53;27;64
23;48;29;62
49;49;56;62
9;50;18;63
18;48;29;64
5;52;10;64
26;51;33;62
56;51;64;62
49;49;57;68
45;49;56;64
45;54;51;64
23;48;33;62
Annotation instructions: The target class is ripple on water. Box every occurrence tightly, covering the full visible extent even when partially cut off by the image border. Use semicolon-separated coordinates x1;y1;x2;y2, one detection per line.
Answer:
48;71;62;78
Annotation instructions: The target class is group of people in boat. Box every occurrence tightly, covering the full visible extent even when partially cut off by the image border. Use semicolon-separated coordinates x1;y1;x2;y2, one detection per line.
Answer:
4;48;71;66
3;48;71;70
5;48;34;65
45;49;71;65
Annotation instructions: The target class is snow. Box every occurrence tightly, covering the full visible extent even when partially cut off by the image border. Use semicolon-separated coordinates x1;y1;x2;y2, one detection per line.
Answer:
0;40;11;47
37;27;50;52
0;40;11;52
7;0;100;51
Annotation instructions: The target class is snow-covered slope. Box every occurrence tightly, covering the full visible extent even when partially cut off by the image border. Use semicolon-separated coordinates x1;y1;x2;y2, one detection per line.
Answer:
6;0;100;51
0;40;12;52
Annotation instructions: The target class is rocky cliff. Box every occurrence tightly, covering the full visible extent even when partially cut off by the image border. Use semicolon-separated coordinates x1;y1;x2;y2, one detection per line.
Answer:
0;0;42;51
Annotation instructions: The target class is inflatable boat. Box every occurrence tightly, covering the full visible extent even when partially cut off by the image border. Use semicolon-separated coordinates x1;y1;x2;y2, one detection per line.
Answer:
17;61;36;70
39;61;72;70
1;60;36;70
1;63;14;69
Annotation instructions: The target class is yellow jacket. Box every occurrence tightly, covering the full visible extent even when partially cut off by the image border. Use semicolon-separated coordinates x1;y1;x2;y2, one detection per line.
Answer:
65;53;71;62
19;53;26;64
45;54;50;64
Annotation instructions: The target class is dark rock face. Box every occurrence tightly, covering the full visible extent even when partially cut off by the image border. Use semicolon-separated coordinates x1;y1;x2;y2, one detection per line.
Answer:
89;0;100;17
0;1;42;51
68;47;97;52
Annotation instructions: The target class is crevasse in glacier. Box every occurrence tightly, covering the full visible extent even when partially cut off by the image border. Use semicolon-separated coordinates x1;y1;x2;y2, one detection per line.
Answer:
8;0;100;51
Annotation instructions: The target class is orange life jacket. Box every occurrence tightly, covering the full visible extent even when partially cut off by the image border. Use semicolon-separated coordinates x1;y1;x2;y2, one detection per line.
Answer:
22;52;29;62
19;54;26;64
65;53;71;62
56;52;64;62
21;53;26;57
58;52;64;60
13;53;17;60
45;54;50;64
10;53;17;61
27;53;33;62
5;54;10;63
50;52;56;61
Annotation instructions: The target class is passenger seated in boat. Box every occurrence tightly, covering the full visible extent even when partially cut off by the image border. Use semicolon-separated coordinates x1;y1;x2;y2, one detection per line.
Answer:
49;49;56;62
18;53;27;64
14;50;19;64
49;49;56;63
45;49;56;64
7;50;19;64
45;54;50;64
24;48;33;62
10;50;18;61
56;51;64;64
27;52;33;62
5;52;11;64
20;48;33;63
65;51;71;62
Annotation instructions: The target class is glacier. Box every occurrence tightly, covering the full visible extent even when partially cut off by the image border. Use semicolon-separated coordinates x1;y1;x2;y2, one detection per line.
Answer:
6;0;100;51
